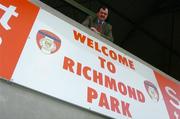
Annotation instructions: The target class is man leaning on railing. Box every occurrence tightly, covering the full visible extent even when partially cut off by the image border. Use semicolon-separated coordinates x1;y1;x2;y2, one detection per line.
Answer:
82;6;114;42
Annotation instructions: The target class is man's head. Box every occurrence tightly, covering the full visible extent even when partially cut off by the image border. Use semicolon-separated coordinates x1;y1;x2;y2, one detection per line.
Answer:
97;6;108;21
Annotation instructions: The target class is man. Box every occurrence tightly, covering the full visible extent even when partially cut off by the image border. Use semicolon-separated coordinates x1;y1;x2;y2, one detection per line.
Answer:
82;6;113;42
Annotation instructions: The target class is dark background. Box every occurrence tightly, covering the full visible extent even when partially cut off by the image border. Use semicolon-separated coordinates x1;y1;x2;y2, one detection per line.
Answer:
41;0;180;82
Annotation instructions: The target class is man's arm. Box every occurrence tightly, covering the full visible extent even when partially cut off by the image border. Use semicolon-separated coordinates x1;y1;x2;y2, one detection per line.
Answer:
82;16;92;28
82;16;99;33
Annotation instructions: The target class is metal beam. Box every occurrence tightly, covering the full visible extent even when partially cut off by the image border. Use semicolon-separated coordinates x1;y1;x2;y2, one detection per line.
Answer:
63;0;96;17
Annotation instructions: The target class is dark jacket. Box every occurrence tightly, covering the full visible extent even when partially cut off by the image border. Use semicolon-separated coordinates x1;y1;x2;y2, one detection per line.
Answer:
82;16;113;42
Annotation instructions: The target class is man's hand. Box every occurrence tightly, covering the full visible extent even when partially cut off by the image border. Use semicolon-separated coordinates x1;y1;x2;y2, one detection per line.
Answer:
90;27;99;34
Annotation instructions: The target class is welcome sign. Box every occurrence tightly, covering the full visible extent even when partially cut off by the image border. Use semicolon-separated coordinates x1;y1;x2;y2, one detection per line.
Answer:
0;1;179;119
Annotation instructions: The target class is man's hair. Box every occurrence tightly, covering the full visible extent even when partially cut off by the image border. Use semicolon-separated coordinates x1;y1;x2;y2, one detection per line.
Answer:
97;6;108;12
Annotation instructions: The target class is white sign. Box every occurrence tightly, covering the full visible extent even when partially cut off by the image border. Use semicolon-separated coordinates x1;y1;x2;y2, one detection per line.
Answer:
11;9;171;119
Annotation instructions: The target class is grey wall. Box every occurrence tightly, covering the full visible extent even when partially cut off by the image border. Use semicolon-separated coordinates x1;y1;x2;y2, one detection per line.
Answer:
0;79;109;119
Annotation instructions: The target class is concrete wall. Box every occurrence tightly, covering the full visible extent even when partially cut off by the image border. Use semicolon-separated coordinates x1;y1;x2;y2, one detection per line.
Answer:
0;79;109;119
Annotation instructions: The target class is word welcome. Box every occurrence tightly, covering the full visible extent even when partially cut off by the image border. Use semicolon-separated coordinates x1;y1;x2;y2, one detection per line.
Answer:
73;30;135;70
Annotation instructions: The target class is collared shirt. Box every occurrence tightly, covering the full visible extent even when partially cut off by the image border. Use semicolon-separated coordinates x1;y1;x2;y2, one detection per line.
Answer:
98;19;104;25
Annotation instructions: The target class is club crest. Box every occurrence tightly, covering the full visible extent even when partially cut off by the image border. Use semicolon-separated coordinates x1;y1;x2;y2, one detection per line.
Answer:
144;80;159;102
36;30;61;54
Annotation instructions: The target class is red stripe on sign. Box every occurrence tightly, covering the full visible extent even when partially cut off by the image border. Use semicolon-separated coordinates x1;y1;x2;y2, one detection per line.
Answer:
0;0;39;80
154;71;180;119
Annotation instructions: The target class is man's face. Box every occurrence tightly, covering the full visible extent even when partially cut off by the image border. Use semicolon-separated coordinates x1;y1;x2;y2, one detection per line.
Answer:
97;8;108;21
